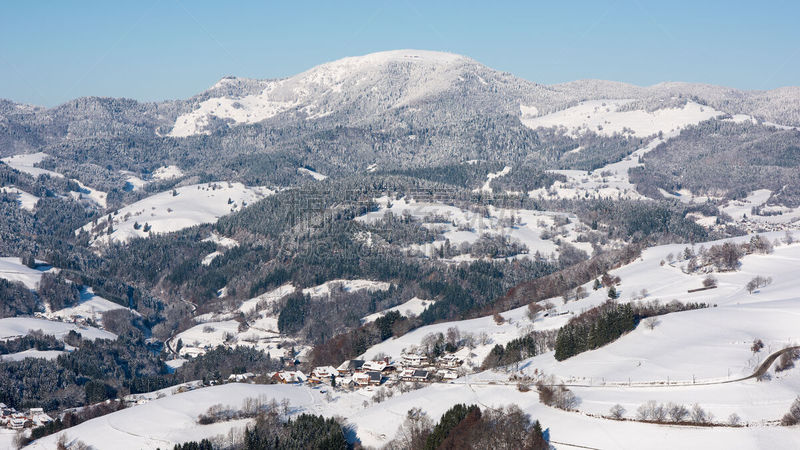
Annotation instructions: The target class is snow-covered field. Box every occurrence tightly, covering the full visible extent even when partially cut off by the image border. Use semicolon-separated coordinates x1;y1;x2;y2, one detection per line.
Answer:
520;100;723;138
0;348;65;361
25;384;319;450
356;196;596;260
301;279;391;299
298;167;328;181
79;182;274;245
0;185;39;210
46;287;130;325
361;297;434;324
0;257;54;289
0;317;115;341
2;152;108;207
1;152;62;178
25;380;800;450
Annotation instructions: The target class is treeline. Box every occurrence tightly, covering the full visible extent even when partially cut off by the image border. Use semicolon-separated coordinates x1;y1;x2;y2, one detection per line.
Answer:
482;329;559;369
0;278;38;318
486;243;642;316
0;330;64;354
554;299;710;361
388;404;548;450
175;413;349;450
0;332;277;412
554;301;636;361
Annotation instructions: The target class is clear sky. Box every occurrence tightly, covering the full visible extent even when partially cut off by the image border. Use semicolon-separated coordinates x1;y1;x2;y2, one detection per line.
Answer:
1;0;798;106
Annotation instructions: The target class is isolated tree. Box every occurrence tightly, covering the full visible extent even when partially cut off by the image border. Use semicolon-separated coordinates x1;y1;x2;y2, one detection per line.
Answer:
703;275;718;288
609;404;626;419
781;397;800;426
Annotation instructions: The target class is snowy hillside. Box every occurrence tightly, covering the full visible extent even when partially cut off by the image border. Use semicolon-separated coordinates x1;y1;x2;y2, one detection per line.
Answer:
169;50;485;136
0;257;54;289
79;182;274;245
0;317;115;341
520;100;723;137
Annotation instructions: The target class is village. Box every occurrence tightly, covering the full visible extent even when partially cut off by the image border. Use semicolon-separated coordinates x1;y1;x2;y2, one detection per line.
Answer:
0;404;53;431
221;352;464;390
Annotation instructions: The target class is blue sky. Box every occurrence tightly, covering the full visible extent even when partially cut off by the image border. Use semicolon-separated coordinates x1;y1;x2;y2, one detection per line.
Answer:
1;0;798;106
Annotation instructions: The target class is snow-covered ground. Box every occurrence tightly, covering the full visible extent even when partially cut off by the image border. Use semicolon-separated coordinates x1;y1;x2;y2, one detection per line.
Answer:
26;380;800;450
0;348;66;361
0;317;115;341
530;134;676;202
0;185;39;210
297;167;328;181
477;166;511;193
46;287;130;325
361;297;434;324
0;257;54;289
2;152;108;207
25;384;319;450
301;279;391;299
520;100;723;138
69;179;108;208
152;165;184;180
356;231;800;427
79;182;274;245
1;152;62;178
356;196;596;260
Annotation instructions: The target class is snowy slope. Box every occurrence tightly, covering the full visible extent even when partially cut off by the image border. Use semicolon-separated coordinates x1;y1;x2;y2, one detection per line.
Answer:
1;152;62;178
25;379;800;450
361;297;434;324
79;182;274;245
46;287;130;324
0;349;66;361
0;257;54;289
169;50;490;136
355;196;595;260
520;100;723;137
0;317;115;341
25;384;319;450
0;186;39;210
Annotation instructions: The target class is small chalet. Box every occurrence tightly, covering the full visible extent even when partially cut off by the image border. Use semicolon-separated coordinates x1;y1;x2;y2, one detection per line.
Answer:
227;372;255;382
438;354;463;368
271;370;307;384
28;408;53;426
437;369;459;380
353;371;382;386
401;354;426;367
361;360;387;372
311;366;338;383
400;368;429;382
337;359;365;374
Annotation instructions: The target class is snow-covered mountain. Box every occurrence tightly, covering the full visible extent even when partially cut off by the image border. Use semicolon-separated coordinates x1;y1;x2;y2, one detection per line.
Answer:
166;50;800;137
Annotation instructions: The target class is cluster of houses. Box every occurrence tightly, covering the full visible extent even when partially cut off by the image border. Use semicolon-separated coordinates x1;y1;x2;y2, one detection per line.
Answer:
0;404;52;430
268;353;463;389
